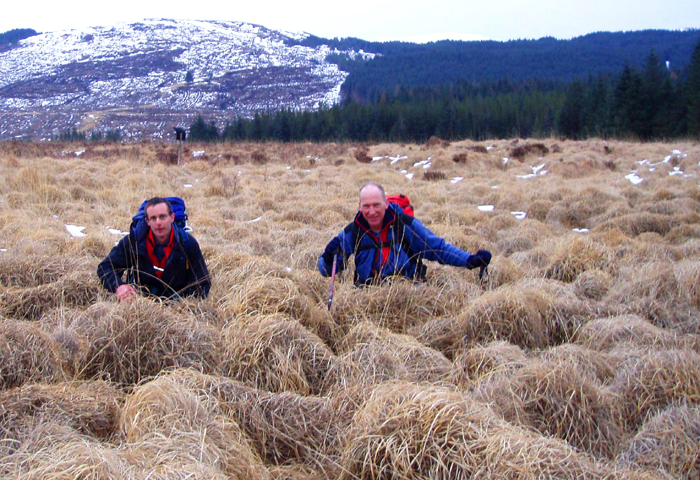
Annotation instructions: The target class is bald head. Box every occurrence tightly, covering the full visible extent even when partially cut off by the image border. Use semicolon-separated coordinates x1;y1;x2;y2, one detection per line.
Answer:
359;182;388;231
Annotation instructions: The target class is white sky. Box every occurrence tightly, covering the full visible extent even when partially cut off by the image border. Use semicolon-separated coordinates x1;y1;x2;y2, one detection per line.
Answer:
2;0;698;42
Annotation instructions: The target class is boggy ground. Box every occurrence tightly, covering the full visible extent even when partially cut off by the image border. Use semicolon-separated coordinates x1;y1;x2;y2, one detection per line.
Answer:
1;137;700;479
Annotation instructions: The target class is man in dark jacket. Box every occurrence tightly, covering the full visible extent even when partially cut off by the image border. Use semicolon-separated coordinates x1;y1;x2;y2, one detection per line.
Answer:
318;182;491;285
97;197;210;301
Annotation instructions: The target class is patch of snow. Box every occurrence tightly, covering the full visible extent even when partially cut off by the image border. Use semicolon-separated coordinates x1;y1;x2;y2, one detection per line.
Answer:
65;224;87;237
669;167;684;176
478;205;494;212
405;173;414;180
502;157;509;164
389;155;407;164
75;149;85;156
451;177;463;184
511;211;527;220
192;150;206;157
0;249;7;252
626;171;644;185
491;185;500;189
532;163;546;174
184;183;193;188
244;216;262;223
372;156;384;162
573;228;590;234
108;227;128;235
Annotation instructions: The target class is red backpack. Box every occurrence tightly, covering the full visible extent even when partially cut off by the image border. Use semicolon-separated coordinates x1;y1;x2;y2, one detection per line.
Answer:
387;194;414;216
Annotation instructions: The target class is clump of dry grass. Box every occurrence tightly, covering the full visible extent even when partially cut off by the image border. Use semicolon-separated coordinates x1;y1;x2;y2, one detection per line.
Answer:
510;142;549;160
618;404;700;480
338;381;608;480
450;340;529;389
488;361;624;459
166;369;361;476
573;268;613;300
610;349;700;430
0;317;68;389
542;236;614;282
594;213;678;237
323;321;452;390
573;315;697;352
0;269;101;320
220;314;336;395
0;380;124;448
120;375;270;480
67;300;222;385
538;343;617;386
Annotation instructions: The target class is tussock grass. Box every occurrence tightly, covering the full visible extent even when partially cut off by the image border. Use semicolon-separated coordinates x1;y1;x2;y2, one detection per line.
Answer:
490;361;624;459
324;321;452;390
67;300;223;385
618;404;700;480
2;138;699;478
0;317;68;389
610;349;700;430
0;380;124;447
120;375;269;479
221;314;336;395
450;340;529;388
338;381;612;480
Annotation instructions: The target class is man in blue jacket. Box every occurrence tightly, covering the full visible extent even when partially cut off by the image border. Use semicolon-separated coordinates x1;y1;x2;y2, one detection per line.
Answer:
97;197;210;301
318;182;491;285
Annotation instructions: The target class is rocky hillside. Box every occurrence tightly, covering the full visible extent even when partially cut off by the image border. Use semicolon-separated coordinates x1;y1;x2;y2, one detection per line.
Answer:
0;19;372;140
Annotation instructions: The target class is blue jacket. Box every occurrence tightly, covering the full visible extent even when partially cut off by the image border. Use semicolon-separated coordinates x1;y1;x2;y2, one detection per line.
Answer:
97;221;210;299
318;204;473;285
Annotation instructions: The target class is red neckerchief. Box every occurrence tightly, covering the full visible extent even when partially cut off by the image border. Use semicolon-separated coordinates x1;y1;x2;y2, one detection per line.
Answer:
146;228;174;279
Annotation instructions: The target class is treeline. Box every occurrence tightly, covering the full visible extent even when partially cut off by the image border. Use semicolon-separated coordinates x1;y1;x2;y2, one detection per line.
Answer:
291;29;700;104
52;128;122;142
188;42;700;143
0;28;38;48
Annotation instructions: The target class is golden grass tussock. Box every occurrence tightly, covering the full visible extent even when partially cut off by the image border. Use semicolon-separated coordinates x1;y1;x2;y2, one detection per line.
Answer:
492;360;624;459
163;368;360;475
0;317;68;389
120;375;269;480
573;315;698;353
323;321;452;390
542;235;615;282
594;212;679;237
610;349;700;430
573;268;613;300
618;404;700;480
538;343;617;386
0;267;101;320
220;314;336;395
67;300;223;385
330;279;465;335
0;380;124;446
338;381;610;480
450;340;529;389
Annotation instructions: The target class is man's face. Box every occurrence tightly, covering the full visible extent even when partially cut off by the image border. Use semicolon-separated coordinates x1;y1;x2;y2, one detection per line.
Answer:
359;185;388;231
145;202;174;244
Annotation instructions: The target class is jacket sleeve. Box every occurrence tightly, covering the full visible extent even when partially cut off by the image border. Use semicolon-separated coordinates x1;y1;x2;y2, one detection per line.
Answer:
181;234;211;299
318;227;354;277
96;236;131;293
405;218;473;267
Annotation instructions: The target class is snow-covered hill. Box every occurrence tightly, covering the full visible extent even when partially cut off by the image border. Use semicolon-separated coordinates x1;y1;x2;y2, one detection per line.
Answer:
0;19;372;140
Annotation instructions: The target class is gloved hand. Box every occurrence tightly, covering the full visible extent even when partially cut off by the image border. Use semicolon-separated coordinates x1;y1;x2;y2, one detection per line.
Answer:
322;237;342;267
466;249;491;270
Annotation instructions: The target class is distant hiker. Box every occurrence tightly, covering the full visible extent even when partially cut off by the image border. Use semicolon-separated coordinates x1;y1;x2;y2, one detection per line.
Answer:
97;197;210;301
318;181;491;286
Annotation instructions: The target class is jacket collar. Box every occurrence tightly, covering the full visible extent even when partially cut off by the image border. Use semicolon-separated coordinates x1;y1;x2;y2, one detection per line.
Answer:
354;203;398;235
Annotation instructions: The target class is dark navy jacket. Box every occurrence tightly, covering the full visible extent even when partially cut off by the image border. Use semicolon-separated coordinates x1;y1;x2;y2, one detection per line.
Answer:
97;222;210;299
318;204;473;285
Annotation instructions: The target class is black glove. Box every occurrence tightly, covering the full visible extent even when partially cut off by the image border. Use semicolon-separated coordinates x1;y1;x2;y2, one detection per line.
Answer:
466;249;491;270
322;237;341;267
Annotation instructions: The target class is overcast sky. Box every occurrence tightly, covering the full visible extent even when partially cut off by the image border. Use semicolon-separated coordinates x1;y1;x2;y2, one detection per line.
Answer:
2;0;698;42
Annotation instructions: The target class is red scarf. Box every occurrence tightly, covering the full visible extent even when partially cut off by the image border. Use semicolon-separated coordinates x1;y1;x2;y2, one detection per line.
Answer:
146;228;174;279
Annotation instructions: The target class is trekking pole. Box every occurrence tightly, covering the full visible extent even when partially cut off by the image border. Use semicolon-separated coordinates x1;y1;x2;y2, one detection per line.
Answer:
327;252;338;310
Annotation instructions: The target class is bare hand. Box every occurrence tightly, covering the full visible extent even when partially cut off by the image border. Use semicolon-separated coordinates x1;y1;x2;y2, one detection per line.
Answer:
116;284;136;302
